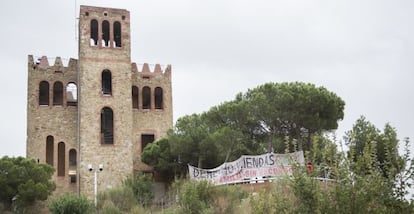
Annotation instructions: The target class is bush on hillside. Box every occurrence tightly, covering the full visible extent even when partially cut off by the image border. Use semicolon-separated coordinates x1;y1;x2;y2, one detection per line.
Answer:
48;193;93;214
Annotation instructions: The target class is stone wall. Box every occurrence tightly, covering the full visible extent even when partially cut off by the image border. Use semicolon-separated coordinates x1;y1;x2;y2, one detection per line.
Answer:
78;5;134;197
131;63;173;170
26;55;78;194
27;5;173;198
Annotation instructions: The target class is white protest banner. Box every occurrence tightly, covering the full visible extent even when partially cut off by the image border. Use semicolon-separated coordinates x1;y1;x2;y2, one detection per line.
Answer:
188;151;304;185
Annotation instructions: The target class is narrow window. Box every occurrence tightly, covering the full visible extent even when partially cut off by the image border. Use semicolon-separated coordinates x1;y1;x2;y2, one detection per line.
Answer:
102;20;110;47
141;134;155;152
69;149;77;166
142;86;151;109
90;19;98;46
70;175;77;184
114;21;122;47
39;81;49;106
102;70;112;95
155;87;163;109
66;83;78;106
68;149;77;184
46;136;54;166
57;142;65;176
53;81;63;106
101;107;114;144
132;86;139;109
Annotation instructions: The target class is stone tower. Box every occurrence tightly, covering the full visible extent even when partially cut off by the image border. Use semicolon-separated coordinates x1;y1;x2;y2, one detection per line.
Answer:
26;5;173;196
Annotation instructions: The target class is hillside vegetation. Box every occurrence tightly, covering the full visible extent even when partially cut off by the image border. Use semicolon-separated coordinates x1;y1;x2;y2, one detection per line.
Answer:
1;82;413;213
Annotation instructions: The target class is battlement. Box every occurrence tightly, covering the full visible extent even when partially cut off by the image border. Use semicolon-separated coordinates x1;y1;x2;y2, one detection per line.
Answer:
131;62;171;78
80;5;129;18
28;55;77;71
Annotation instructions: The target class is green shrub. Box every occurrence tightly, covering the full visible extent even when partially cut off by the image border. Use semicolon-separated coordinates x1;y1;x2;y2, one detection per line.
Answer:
48;193;93;214
290;171;322;213
170;179;249;214
123;174;154;206
176;180;212;214
249;190;275;214
101;201;122;214
98;187;136;212
210;185;247;214
246;178;297;214
129;205;150;214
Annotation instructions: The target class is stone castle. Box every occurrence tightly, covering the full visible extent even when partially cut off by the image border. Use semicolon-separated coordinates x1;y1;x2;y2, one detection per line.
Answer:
26;5;173;196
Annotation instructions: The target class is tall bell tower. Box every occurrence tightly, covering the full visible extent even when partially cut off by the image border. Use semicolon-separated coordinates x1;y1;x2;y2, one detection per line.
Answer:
77;5;133;195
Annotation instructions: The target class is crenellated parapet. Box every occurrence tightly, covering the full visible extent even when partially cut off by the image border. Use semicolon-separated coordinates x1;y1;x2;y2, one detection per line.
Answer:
27;55;79;109
131;62;171;79
28;55;78;72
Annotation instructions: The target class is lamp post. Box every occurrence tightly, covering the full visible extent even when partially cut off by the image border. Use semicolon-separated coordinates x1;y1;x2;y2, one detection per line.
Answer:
87;163;103;207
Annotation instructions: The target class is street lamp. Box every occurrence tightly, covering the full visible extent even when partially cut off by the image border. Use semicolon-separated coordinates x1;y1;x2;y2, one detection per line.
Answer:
87;163;103;207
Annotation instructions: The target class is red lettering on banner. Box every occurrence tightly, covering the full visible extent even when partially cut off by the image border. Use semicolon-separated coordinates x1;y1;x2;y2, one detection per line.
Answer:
189;151;304;185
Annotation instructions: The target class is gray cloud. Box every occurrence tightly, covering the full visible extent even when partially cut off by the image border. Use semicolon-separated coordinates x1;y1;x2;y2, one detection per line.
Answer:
0;0;413;157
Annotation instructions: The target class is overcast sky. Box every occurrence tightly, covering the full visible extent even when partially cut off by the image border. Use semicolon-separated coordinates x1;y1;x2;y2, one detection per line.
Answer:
0;0;413;157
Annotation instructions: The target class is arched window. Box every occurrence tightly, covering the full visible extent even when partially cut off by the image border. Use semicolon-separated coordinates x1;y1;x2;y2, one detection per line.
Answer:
69;149;77;166
46;135;54;166
142;86;151;109
101;107;114;144
102;20;110;47
68;149;77;184
57;142;65;176
90;19;98;46
66;83;78;106
132;86;139;109
39;81;49;106
114;21;122;47
53;81;63;106
155;87;163;109
102;70;112;95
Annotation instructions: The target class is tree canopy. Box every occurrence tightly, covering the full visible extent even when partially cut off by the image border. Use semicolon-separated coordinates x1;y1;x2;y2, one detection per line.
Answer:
142;82;345;177
242;82;345;150
345;116;405;179
0;156;55;210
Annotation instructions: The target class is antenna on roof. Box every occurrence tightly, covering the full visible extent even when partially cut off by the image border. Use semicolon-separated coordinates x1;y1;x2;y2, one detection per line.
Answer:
75;0;78;42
